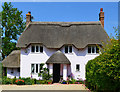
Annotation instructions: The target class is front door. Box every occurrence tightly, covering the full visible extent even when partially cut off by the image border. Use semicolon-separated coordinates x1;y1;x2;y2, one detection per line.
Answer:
53;64;60;83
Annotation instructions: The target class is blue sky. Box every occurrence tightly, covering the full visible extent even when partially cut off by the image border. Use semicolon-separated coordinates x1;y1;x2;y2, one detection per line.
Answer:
1;2;118;37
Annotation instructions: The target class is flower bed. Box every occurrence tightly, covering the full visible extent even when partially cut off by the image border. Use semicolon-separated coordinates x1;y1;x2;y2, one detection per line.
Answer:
15;79;24;85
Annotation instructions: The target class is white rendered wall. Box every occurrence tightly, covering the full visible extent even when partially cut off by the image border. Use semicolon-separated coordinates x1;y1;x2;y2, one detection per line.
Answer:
7;68;20;78
20;45;57;79
21;44;99;80
60;45;99;80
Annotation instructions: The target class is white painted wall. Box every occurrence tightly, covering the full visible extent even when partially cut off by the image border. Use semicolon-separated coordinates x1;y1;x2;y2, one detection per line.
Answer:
20;45;57;79
20;44;99;80
7;68;20;78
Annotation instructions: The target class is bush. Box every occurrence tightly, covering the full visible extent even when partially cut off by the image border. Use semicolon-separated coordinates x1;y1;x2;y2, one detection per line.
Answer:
86;38;120;91
36;80;47;84
2;76;12;84
12;76;16;84
21;77;34;85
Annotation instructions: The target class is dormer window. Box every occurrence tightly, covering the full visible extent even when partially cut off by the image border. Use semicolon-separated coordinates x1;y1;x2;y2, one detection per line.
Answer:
88;46;99;54
31;45;43;53
65;45;72;53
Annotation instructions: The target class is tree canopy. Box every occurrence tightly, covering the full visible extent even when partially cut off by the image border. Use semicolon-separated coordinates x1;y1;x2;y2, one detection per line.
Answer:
2;2;25;59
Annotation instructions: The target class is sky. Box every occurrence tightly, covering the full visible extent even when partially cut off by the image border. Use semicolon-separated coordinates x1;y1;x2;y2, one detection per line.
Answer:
0;2;119;37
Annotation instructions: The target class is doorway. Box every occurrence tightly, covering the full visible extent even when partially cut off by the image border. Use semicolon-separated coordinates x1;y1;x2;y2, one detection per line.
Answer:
53;64;60;83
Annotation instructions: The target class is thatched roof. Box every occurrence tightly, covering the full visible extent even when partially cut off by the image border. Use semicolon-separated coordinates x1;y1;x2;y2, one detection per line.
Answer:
46;51;70;64
2;50;20;68
16;21;109;48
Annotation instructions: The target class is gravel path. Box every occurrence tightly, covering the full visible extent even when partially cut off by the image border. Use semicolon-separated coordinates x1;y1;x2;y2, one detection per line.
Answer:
0;84;89;91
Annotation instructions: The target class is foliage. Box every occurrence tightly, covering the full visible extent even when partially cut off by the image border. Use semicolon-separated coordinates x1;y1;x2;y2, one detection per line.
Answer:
23;77;34;85
36;80;47;84
12;76;16;84
86;29;120;91
2;76;12;84
2;2;25;59
15;79;24;85
38;63;52;80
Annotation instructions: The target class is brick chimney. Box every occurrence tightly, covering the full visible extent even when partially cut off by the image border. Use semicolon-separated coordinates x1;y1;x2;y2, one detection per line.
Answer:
99;8;104;27
26;11;31;27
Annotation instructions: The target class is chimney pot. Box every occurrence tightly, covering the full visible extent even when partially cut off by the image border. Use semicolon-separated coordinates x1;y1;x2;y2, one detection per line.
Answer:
100;8;103;12
99;8;104;27
26;11;32;27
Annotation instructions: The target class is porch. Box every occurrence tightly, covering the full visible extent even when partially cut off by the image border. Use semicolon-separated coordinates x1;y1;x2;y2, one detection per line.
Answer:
46;51;71;83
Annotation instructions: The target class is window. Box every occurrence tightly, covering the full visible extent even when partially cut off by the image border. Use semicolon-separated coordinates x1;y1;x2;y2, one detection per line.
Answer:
65;45;72;53
65;46;68;53
36;46;39;52
88;46;91;53
88;46;99;54
31;64;43;73
76;64;80;71
40;46;43;53
31;45;43;53
31;64;34;73
36;64;38;73
31;46;35;52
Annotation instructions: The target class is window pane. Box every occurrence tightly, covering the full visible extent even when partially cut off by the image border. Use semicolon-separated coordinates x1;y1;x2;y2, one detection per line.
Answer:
36;64;38;73
36;46;39;52
40;46;43;52
92;46;95;53
39;64;41;73
76;65;80;71
69;46;72;53
31;64;34;73
65;46;68;53
31;46;35;52
96;46;99;53
88;46;91;53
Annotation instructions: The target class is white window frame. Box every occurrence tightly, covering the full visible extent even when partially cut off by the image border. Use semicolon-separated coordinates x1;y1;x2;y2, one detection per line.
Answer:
64;45;72;53
31;64;40;74
87;46;99;54
30;45;43;53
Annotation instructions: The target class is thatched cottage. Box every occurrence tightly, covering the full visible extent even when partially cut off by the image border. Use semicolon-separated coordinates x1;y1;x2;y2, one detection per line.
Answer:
2;8;109;83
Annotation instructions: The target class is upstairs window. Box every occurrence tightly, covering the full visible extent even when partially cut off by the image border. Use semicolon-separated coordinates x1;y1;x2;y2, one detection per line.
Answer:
88;46;99;54
65;45;72;53
31;45;43;53
31;46;35;52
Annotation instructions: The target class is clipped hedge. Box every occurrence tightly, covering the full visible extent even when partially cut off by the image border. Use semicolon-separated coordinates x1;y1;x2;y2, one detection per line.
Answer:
86;39;120;91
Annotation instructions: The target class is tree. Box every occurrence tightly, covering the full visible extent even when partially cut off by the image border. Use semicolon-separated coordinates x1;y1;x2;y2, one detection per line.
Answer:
86;29;120;91
2;2;26;59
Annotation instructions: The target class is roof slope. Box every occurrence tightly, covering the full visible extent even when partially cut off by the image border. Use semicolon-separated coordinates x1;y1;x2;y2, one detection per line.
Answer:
2;50;20;68
46;51;70;64
16;21;109;48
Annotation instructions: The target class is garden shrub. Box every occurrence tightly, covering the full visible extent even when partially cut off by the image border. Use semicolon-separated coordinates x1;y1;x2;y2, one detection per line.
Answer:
86;38;120;91
2;76;12;84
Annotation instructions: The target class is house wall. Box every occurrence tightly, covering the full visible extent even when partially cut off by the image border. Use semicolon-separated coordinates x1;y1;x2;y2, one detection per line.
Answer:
7;68;20;78
20;45;99;80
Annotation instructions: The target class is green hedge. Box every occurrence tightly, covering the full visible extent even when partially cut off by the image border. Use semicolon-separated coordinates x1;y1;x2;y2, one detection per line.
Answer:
86;39;120;91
